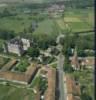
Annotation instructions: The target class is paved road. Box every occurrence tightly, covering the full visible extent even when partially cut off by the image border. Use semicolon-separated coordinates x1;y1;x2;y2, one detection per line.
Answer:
57;53;66;100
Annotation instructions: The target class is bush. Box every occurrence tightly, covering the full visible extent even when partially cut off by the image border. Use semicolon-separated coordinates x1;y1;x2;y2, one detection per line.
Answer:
27;47;40;58
15;60;29;72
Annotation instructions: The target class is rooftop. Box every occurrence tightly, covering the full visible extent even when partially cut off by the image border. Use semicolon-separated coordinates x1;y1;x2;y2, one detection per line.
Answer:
9;38;23;45
65;75;81;97
0;63;38;84
45;68;56;100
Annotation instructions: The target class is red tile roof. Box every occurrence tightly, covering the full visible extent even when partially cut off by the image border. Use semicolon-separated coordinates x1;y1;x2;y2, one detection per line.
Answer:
0;64;38;84
45;68;56;100
65;75;81;100
66;75;81;96
1;59;17;71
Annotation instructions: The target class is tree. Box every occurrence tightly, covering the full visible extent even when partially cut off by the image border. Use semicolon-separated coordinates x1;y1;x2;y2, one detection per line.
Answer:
27;47;40;58
81;85;92;100
15;60;29;72
64;55;74;73
39;76;48;95
62;34;73;57
0;29;15;40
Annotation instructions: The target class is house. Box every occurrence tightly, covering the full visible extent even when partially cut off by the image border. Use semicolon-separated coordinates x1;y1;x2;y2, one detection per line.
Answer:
67;94;81;100
44;68;56;100
4;37;31;56
65;75;81;100
47;4;65;17
0;63;38;85
80;57;94;69
21;38;31;50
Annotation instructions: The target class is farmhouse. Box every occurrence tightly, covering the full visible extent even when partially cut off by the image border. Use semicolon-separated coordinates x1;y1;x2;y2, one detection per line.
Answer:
4;37;31;56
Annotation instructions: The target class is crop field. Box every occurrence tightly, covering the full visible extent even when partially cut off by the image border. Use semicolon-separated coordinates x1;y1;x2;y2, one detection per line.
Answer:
0;84;35;100
56;8;94;32
0;11;51;34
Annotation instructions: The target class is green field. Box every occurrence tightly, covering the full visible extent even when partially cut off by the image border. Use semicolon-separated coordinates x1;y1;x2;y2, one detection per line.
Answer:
32;19;60;41
56;8;94;32
33;19;56;36
0;84;35;100
0;14;33;34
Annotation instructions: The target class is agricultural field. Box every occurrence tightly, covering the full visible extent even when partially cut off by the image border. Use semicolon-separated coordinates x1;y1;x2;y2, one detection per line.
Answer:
0;84;35;100
56;8;94;32
0;10;49;35
0;14;33;34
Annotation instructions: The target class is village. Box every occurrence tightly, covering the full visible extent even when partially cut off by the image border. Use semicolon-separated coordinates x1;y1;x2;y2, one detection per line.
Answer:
0;0;94;100
0;33;94;100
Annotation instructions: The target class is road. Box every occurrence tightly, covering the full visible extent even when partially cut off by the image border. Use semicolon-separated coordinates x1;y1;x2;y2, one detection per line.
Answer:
57;53;65;100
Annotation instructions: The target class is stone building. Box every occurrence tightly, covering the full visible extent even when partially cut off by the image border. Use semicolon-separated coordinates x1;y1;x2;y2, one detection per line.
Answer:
4;37;31;56
21;38;31;50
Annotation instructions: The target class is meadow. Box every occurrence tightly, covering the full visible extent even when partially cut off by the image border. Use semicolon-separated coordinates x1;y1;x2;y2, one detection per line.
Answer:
32;19;58;37
0;84;35;100
0;6;94;36
0;14;33;34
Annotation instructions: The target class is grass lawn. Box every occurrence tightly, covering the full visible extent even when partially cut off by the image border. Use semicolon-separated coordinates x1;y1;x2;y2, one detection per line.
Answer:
0;84;35;100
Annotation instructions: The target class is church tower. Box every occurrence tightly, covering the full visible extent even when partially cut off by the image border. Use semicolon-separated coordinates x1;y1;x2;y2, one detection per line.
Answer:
71;47;80;70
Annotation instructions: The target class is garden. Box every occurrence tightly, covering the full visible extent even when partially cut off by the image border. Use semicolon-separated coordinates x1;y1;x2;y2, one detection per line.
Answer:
14;60;29;72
